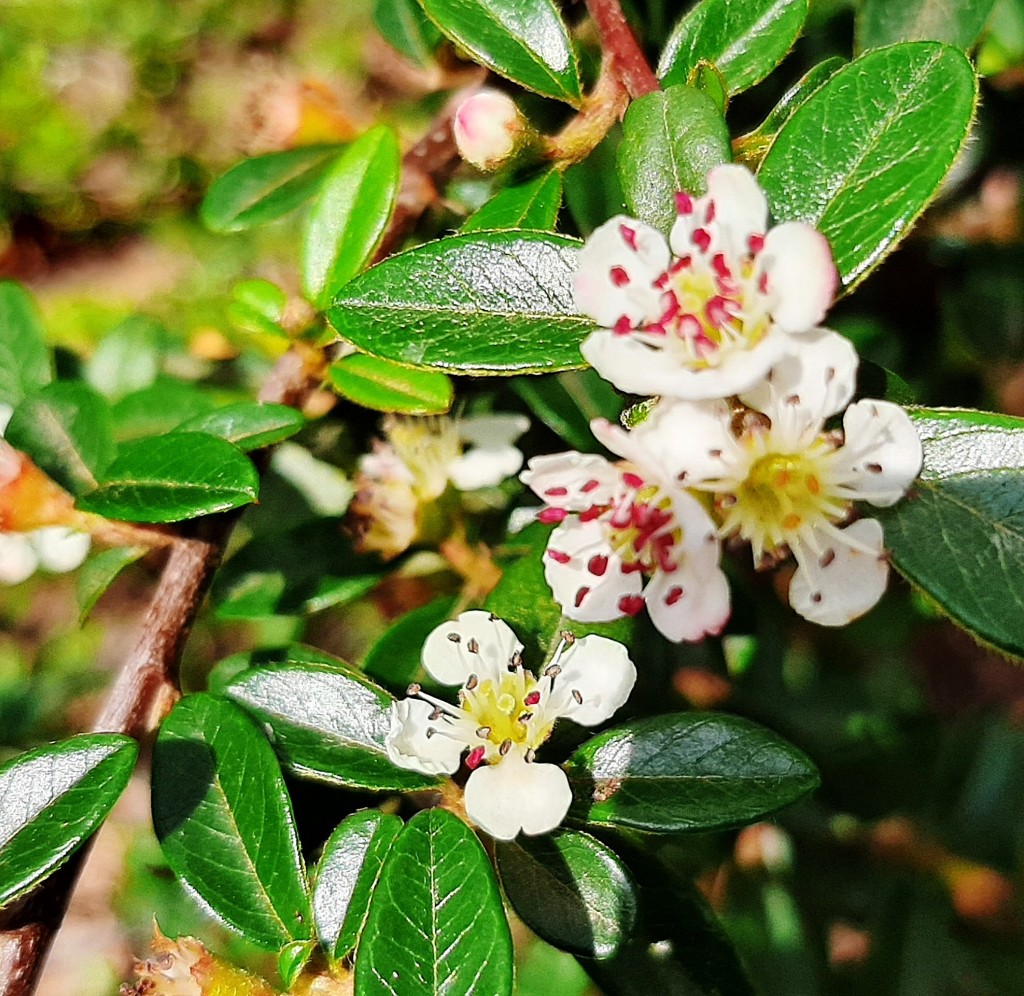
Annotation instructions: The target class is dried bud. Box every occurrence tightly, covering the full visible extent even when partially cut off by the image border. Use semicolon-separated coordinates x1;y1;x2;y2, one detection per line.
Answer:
0;440;81;532
453;90;533;171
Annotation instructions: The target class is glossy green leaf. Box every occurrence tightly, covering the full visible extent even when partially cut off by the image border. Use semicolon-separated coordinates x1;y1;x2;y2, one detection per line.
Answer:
374;0;442;65
877;408;1024;659
758;43;978;290
213;521;380;620
76;432;258;523
0;281;51;407
76;546;147;622
201;145;343;233
224;657;438;791
0;734;137;910
659;0;809;94
362;594;458;691
857;0;997;52
229;279;289;337
84;315;167;400
110;379;214;441
356;808;514;996
6;381;115;496
691;60;729;113
462;170;563;232
497;829;636;959
327;231;589;375
419;0;581;104
327;354;453;414
152;694;311;948
564;713;819;831
174;403;305;452
303;126;401;308
513;368;622;453
617;86;731;234
313;810;403;962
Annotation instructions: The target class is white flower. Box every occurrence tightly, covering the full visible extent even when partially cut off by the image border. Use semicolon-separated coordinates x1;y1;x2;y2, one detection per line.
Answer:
574;163;837;400
385;610;636;840
453;90;530;172
448;414;530;491
520;420;730;643
631;330;923;625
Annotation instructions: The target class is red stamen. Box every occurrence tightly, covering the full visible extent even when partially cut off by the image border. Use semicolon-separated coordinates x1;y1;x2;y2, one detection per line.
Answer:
575;586;590;608
712;253;731;280
547;549;571;564
538;507;567;524
524;690;541;706
665;586;684;605
705;200;716;223
622;472;644;489
675;192;694;215
466;746;486;769
579;505;604;522
619;224;638;251
610;265;630;287
748;233;765;255
613;315;633;335
588;554;609;577
706;295;734;328
544;486;568;497
581;479;600;493
618;594;645;616
622;562;644;574
692;228;712;253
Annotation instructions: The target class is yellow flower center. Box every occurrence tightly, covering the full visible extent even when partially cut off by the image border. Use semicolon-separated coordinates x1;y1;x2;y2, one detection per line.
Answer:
462;672;552;751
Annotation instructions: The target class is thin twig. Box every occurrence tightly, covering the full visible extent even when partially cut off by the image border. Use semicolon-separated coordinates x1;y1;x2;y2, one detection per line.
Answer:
585;0;660;99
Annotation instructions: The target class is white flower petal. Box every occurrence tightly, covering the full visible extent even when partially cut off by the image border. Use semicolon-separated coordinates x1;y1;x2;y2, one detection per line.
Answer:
789;519;889;626
458;413;529;449
30;527;90;573
464;754;572;840
0;532;40;585
448;444;523;490
553;635;636;726
574;216;669;329
385;699;467;776
833;400;923;507
0;403;13;435
543;518;642;622
762;222;837;332
627;399;735;485
520;452;619;510
421;610;523;685
703;163;769;246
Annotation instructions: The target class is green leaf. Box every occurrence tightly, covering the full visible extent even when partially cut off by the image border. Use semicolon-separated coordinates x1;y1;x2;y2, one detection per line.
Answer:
496;829;636;959
201;146;343;233
513;368;622;453
76;546;147;622
758;42;978;290
0;734;137;910
356;808;514;996
462;170;564;232
419;0;581;104
327;231;589;375
362;594;459;691
617;85;732;234
174;403;305;452
327;354;454;415
564;713;819;832
76;432;258;523
564;126;625;238
84;315;167;400
224;656;439;791
313;810;403;962
229;279;289;337
110;379;215;441
6;381;116;496
303;126;401;308
877;408;1024;660
857;0;997;52
0;281;51;407
659;0;809;94
213;521;380;620
152;694;311;948
374;0;442;65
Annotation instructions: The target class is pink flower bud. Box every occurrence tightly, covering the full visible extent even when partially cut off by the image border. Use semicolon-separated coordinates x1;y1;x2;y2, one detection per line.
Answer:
453;90;530;171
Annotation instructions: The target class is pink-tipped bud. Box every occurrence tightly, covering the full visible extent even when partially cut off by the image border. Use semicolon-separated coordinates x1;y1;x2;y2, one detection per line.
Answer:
453;90;531;171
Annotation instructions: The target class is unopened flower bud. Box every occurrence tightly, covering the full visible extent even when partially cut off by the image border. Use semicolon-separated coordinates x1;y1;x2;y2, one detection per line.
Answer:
0;440;81;532
453;90;533;171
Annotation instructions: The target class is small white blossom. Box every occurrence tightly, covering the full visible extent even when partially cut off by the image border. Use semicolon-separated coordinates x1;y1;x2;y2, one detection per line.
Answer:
386;611;636;840
520;420;730;643
630;330;923;625
574;163;837;400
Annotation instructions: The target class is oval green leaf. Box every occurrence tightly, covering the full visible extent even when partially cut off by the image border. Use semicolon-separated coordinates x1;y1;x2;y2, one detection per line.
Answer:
0;734;137;910
303;126;401;308
362;594;459;691
0;281;51;407
617;85;732;234
201;145;343;233
174;402;305;452
419;0;581;104
328;353;453;415
857;0;997;52
513;368;623;454
877;408;1024;660
327;231;589;375
496;829;637;959
6;381;116;496
224;659;438;791
659;0;809;94
758;42;978;290
355;808;514;996
110;379;215;441
564;713;819;832
374;0;442;66
77;545;147;622
462;169;564;233
76;432;258;523
313;810;403;963
152;694;311;948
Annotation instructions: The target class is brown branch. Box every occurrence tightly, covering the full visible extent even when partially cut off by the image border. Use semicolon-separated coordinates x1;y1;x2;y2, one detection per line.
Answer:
0;95;466;996
585;0;659;99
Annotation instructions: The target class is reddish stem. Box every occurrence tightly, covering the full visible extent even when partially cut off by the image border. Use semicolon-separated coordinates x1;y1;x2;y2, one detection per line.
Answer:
585;0;660;98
